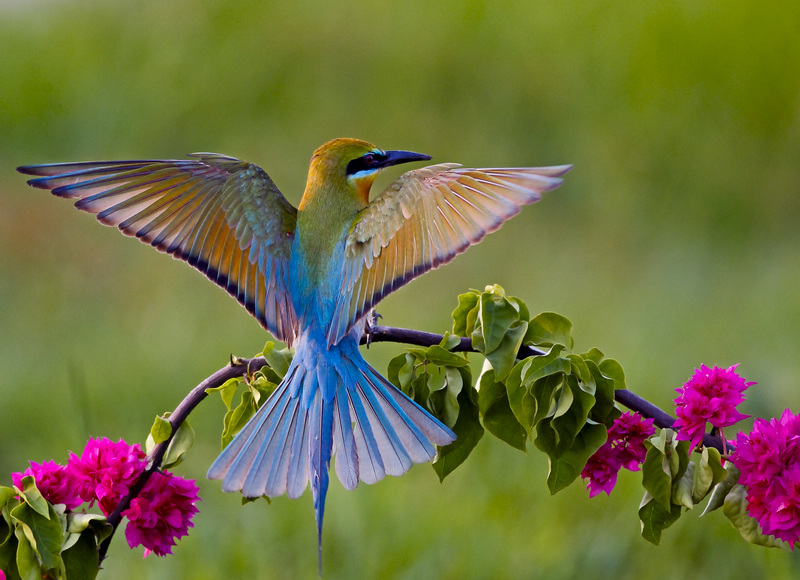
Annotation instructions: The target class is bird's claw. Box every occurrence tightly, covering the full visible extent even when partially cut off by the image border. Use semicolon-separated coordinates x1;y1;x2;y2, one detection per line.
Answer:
364;310;383;347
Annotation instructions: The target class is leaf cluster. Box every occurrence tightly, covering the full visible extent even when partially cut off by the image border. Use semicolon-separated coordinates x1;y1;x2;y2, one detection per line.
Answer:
636;429;781;548
0;477;110;580
388;285;623;490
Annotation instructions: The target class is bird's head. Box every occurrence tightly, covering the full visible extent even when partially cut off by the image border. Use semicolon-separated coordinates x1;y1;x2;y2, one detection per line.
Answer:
302;138;431;208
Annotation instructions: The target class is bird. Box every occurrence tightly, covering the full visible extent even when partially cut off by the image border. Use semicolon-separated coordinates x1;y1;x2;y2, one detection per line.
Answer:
18;138;570;562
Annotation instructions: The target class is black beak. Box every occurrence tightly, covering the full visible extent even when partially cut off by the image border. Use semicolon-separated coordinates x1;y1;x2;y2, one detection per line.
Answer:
380;150;432;168
347;149;432;176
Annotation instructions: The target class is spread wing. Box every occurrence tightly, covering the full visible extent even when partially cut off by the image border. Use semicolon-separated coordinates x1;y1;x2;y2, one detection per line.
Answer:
18;154;299;344
328;163;571;344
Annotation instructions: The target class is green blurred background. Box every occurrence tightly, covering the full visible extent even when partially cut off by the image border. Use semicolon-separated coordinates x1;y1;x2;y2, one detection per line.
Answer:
2;0;800;577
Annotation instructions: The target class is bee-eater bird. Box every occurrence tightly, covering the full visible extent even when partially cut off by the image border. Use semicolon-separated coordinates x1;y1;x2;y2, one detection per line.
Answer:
18;138;569;560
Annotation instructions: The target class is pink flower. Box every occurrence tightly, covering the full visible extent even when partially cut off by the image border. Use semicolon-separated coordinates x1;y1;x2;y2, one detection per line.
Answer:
11;460;83;510
582;445;620;497
581;412;656;497
122;471;200;557
730;409;800;548
66;437;145;515
674;364;753;450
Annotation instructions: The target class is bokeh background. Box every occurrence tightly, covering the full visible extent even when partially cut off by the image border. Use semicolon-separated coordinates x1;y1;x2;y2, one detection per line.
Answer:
2;0;800;578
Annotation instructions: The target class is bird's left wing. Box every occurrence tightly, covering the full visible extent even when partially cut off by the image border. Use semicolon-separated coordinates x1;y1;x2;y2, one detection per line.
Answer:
19;154;299;344
327;162;571;344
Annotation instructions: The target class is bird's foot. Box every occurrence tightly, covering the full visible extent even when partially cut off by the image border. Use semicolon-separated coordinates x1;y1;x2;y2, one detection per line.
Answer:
364;310;383;347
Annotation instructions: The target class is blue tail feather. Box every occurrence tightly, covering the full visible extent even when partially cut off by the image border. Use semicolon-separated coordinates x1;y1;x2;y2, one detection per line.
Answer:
332;379;358;490
287;414;310;499
240;387;294;497
308;387;333;568
207;334;457;565
354;380;414;476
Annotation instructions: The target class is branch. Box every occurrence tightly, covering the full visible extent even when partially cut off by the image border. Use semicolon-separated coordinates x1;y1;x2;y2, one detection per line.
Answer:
97;324;720;564
98;357;268;563
363;325;723;452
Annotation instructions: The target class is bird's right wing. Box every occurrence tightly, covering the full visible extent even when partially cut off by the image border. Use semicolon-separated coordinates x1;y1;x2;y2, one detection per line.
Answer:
19;154;300;344
328;162;571;344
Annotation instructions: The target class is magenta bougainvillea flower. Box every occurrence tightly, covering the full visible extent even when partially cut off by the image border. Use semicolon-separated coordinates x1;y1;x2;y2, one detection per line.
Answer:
122;471;200;557
11;460;82;510
9;436;200;558
66;437;146;515
731;409;800;548
581;412;656;497
581;445;620;497
673;364;753;450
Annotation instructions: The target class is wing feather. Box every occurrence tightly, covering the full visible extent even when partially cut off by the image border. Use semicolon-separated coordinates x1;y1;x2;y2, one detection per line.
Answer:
19;154;299;344
329;163;571;344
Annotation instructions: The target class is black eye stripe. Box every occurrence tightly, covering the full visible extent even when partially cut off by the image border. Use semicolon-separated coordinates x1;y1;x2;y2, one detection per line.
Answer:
346;152;387;176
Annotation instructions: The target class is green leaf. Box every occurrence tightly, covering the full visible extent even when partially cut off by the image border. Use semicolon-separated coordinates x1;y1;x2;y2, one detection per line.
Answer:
639;492;682;545
671;440;691;482
423;345;470;368
598;358;626;390
262;341;293;378
250;373;278;407
150;414;173;445
536;420;607;494
723;484;782;547
505;347;569;435
506;295;530;322
0;514;19;580
452;291;480;336
531;373;566;426
648;428;669;454
205;377;241;411
505;362;539;436
15;477;49;520
566;354;594;392
256;364;284;387
474;291;520;354
702;463;739;517
65;513;106;535
692;455;714;504
439;332;462;351
584;359;621;426
551;376;595;450
692;448;728;504
11;501;63;570
525;312;574;349
387;353;409;389
221;390;257;448
0;487;16;512
162;420;196;469
706;448;728;486
484;319;528;381
641;444;672;510
433;387;484;481
14;526;39;580
672;461;695;509
242;495;271;505
62;527;100;580
477;367;527;451
517;345;570;385
87;515;113;545
581;347;605;364
426;366;460;428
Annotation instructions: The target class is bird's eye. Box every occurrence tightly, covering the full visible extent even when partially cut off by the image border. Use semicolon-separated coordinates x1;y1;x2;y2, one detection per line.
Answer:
346;151;386;176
